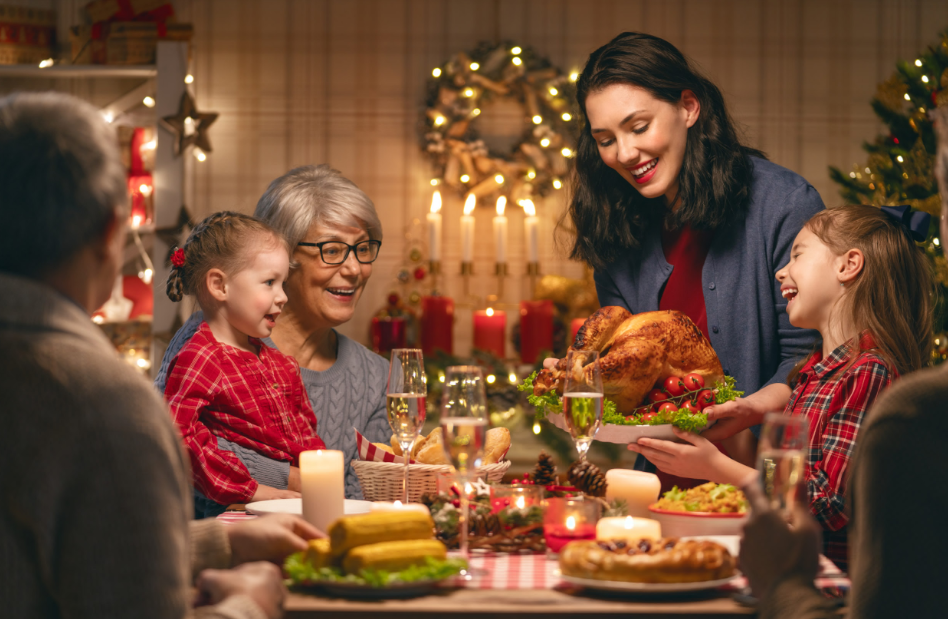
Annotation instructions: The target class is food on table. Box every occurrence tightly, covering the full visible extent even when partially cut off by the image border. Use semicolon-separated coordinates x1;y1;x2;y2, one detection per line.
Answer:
373;442;394;454
386;426;509;465
651;482;748;513
533;307;723;413
328;511;435;557
559;537;736;583
483;426;511;464
415;427;450;464
341;539;447;573
304;538;334;569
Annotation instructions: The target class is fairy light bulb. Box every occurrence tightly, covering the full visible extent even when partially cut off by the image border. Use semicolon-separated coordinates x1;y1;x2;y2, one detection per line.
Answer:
511;46;522;54
142;96;155;108
430;178;440;186
915;59;923;66
897;155;904;162
495;174;504;184
434;115;445;126
562;112;572;121
527;169;536;179
549;87;558;96
470;62;480;71
471;108;481;116
552;179;562;189
194;149;207;162
904;93;911;101
540;138;550;147
532;115;542;124
184;74;194;84
486;374;496;384
460;174;470;183
432;67;442;77
561;147;572;157
922;75;929;83
512;56;522;66
569;71;579;82
464;88;474;97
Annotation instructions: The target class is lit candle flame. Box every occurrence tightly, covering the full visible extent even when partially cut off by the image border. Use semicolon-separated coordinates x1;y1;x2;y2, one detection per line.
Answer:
394;500;403;507
486;308;494;317
515;496;525;509
430;190;442;214
131;215;142;228
495;195;506;216
463;194;476;215
624;516;634;529
566;516;576;530
520;199;536;217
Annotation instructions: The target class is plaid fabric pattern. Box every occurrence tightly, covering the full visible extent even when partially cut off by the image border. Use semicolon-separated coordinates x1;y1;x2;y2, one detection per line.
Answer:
165;322;326;505
785;333;895;569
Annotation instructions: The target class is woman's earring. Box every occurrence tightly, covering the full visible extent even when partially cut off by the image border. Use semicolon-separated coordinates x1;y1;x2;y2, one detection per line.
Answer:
840;282;845;287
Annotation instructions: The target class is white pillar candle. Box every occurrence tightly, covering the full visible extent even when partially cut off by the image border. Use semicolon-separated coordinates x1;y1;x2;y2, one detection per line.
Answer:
426;190;442;261
369;501;431;516
596;516;662;542
300;449;345;532
461;194;476;263
492;196;507;264
521;199;539;263
605;469;662;518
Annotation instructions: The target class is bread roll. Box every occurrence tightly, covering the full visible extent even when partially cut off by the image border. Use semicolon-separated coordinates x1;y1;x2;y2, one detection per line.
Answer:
415;428;450;465
484;427;510;464
373;442;394;454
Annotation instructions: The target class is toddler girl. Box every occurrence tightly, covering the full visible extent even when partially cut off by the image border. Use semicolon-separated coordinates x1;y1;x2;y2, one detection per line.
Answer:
163;211;325;518
628;205;933;569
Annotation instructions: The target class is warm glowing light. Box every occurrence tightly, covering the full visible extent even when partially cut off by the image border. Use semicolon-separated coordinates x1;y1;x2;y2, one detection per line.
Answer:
471;108;481;116
520;199;536;217
464;482;473;495
549;87;558;96
540;138;551;147
470;62;480;71
136;358;150;369
566;516;576;530
463;194;476;215
915;59;923;66
486;307;494;317
141;139;157;151
486;374;496;384
464;88;474;97
527;169;536;179
393;500;403;507
552;179;562;189
131;215;143;228
102;111;114;123
624;516;634;529
430;178;440;186
849;172;856;178
38;58;54;68
532;422;541;434
511;46;522;54
434;115;445;126
142;96;155;108
562;112;572;121
508;372;518;383
569;71;579;82
432;67;442;77
92;315;104;324
430;190;442;214
922;75;930;83
141;268;153;284
561;147;572;157
532;115;542;124
184;74;194;84
139;184;152;196
515;496;526;509
904;93;911;101
865;167;871;174
935;238;941;246
496;195;506;216
897;155;904;162
439;374;445;383
494;174;505;184
184;116;193;125
460;174;470;183
194;149;207;162
512;56;522;66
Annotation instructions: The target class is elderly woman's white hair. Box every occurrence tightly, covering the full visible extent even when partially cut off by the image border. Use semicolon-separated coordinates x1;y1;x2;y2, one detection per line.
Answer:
254;164;383;248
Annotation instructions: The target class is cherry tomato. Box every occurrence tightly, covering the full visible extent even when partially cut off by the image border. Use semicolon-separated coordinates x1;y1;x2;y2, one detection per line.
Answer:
663;376;686;397
641;412;658;422
696;389;715;409
683;373;705;391
647;389;668;403
657;402;679;415
650;402;664;413
682;399;699;414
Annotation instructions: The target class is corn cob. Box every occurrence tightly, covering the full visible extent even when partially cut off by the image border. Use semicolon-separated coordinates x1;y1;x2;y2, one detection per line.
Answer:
303;538;334;569
342;539;447;574
329;511;434;557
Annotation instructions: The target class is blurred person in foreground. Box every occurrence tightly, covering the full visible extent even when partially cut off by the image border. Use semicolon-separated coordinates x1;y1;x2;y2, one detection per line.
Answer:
0;91;321;619
740;105;948;618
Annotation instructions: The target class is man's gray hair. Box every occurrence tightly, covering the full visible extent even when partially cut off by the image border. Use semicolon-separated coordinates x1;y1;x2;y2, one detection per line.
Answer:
254;164;383;248
0;92;127;276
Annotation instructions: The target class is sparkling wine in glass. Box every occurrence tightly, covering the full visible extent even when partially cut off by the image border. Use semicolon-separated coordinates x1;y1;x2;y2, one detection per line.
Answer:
756;413;808;516
562;350;604;461
386;349;427;503
440;365;488;572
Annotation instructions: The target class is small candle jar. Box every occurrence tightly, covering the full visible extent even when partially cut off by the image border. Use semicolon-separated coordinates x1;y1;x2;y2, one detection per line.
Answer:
369;501;431;516
604;470;662;518
543;497;600;554
596;516;662;543
370;316;406;355
490;484;544;514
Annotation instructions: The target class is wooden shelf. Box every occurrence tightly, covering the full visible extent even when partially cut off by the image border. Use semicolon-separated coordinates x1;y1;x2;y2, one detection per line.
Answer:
0;64;156;78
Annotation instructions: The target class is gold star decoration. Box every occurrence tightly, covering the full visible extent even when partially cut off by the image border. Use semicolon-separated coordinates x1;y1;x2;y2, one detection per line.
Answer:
160;91;219;156
155;204;193;263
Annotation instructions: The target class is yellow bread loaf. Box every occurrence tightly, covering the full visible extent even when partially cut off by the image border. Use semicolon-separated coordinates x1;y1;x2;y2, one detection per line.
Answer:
328;511;434;557
342;539;447;574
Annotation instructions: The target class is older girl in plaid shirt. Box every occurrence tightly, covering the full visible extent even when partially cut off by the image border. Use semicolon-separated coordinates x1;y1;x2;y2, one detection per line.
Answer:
629;205;933;569
163;211;326;517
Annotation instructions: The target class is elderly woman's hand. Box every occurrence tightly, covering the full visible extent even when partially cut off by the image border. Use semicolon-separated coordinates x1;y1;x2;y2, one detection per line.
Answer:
228;514;324;566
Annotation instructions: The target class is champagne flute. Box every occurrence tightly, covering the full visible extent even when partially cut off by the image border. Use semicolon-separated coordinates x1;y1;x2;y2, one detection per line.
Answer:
386;348;427;503
562;349;604;461
756;413;809;516
440;365;488;567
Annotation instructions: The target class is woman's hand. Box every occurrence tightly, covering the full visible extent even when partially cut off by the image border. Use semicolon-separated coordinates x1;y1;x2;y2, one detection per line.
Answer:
701;383;792;442
228;513;324;566
287;466;301;492
251;484;300;503
628;428;754;484
196;562;286;619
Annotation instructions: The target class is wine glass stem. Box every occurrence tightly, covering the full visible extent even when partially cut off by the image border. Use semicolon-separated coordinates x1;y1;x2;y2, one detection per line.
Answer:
399;437;415;503
458;476;469;560
576;439;591;461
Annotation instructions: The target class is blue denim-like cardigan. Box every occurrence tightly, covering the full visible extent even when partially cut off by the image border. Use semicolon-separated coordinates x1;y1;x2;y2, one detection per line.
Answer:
594;157;824;398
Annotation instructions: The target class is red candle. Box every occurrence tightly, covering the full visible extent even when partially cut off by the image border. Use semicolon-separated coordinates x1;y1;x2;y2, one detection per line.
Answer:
519;300;553;364
543;523;597;553
473;308;506;358
570;317;586;345
421;296;454;355
370;316;406;355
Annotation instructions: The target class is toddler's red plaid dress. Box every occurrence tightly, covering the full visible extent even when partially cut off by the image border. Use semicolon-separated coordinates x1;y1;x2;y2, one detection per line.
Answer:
785;333;895;570
164;322;325;504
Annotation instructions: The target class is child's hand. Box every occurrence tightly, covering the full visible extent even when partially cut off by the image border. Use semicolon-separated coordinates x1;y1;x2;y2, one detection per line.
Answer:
628;428;725;480
251;484;301;503
701;383;792;441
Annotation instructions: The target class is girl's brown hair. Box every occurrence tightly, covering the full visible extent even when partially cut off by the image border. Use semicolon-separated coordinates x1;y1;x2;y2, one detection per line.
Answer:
166;211;289;307
790;205;933;381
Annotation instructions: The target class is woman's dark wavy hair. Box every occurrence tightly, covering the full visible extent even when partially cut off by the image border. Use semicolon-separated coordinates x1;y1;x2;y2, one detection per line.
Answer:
567;32;765;270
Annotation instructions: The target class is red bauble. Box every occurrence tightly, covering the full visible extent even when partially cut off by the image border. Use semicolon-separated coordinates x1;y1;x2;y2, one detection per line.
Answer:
387;293;400;306
413;266;426;281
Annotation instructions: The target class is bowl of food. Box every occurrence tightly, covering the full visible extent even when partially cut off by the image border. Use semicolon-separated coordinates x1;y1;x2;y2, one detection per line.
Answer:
647;483;748;537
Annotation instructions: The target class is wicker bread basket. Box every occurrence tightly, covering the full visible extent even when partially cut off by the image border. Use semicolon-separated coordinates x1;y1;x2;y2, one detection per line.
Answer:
352;460;512;502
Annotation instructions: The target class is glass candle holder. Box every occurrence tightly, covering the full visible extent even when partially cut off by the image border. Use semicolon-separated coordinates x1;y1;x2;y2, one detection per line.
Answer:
543;497;600;554
371;316;406;355
490;484;544;514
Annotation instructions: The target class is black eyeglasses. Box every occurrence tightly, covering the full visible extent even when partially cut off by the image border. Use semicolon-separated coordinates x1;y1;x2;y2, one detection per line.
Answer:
296;239;382;265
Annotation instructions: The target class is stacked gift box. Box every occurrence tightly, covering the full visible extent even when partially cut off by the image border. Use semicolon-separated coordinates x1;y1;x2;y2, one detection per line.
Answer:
70;0;191;65
0;5;56;65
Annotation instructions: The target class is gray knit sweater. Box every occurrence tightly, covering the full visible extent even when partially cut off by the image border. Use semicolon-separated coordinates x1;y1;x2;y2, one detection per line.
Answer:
156;311;392;500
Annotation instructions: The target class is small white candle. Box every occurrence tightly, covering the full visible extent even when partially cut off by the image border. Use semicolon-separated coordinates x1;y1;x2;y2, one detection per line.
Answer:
461;194;476;262
605;469;662;518
426;190;442;261
596;516;662;542
493;195;508;263
369;500;431;516
300;450;345;532
521;199;539;263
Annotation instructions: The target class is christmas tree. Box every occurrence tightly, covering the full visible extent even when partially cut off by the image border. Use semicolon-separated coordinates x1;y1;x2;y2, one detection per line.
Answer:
828;28;948;361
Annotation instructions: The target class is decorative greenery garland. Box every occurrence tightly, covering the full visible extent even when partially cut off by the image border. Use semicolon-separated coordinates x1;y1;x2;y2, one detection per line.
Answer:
422;40;579;203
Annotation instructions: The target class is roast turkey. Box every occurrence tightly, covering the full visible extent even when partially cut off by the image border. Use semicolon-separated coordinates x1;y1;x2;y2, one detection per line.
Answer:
534;307;724;413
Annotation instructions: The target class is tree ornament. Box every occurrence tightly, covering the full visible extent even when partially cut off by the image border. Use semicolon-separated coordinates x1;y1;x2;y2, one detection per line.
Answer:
531;451;558;487
413;266;426;281
408;247;423;263
160;91;219;156
567;459;607;497
397;268;411;284
408;291;422;305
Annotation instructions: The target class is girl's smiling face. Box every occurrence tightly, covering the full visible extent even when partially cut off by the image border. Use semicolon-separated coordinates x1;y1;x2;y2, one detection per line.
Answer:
775;227;846;332
584;83;699;205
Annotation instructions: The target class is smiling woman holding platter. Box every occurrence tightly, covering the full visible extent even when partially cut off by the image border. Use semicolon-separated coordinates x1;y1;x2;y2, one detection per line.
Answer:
565;32;824;488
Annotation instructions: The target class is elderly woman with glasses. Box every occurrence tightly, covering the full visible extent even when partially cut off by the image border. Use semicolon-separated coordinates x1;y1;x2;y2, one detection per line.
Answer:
156;165;391;516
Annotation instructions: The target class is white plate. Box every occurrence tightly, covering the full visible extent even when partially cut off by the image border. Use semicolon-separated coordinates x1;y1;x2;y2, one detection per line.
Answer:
245;498;372;516
560;574;739;593
547;411;712;444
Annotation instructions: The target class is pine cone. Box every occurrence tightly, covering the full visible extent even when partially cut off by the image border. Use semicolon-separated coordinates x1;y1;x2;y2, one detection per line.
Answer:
471;511;501;537
568;459;608;497
532;452;558;487
419;491;441;508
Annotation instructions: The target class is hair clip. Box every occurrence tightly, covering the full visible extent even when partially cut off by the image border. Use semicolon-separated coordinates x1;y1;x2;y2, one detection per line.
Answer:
170;247;186;268
879;205;931;243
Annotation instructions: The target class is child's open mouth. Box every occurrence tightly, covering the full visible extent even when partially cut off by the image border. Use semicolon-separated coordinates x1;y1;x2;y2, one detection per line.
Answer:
781;287;798;302
264;313;278;326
